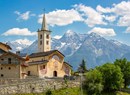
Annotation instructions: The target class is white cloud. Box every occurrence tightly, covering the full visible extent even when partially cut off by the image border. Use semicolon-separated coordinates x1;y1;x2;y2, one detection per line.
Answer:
113;1;130;16
53;35;62;39
95;1;130;33
38;9;83;26
2;28;37;36
104;15;117;22
125;27;130;33
96;1;130;15
96;5;113;13
88;27;116;36
96;1;130;27
13;38;33;45
75;4;107;27
15;11;35;21
118;15;130;26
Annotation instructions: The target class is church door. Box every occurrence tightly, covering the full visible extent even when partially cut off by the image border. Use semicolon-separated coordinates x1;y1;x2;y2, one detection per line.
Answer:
53;71;57;77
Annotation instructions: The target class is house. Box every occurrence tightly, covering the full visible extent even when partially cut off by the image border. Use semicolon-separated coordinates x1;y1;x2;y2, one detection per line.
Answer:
26;13;72;78
0;48;28;79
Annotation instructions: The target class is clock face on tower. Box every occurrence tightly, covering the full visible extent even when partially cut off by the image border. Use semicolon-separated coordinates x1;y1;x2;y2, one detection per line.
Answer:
52;55;60;61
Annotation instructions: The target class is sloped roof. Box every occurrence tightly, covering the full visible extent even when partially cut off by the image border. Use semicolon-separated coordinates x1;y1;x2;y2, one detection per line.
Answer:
28;60;48;65
0;42;12;50
29;50;64;58
0;52;26;61
64;62;72;68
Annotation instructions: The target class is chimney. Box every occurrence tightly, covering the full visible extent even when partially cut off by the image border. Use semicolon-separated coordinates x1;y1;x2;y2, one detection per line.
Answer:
16;51;20;55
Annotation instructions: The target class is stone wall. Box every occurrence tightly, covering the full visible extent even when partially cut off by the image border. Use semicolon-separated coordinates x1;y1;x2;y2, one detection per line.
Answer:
0;79;80;95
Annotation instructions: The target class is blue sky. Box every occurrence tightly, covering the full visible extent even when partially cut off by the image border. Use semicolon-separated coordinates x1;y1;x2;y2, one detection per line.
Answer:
0;0;130;45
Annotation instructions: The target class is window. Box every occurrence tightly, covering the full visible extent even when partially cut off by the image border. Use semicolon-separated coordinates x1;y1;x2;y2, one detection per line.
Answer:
40;35;42;39
46;35;49;39
9;67;11;70
43;65;45;69
40;41;42;45
1;74;3;77
46;41;49;45
1;67;3;70
8;58;11;64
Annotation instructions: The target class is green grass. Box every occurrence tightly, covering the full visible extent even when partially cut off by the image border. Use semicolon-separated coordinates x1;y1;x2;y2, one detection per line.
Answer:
13;88;130;95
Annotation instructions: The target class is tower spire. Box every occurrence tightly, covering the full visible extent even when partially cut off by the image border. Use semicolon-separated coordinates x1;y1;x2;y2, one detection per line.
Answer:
41;9;47;30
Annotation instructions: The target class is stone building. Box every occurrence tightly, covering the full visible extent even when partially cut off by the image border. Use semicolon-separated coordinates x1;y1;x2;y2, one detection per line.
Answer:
0;43;28;79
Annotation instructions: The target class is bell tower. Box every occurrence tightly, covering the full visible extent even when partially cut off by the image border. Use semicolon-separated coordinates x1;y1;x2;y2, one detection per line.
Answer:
38;13;51;52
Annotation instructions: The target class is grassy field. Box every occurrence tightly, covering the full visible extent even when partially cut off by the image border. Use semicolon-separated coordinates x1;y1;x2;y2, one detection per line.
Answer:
14;87;130;95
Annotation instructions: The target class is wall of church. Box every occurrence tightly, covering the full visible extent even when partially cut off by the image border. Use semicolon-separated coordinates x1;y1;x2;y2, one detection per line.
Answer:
28;56;48;62
46;58;65;77
26;64;39;77
62;64;71;76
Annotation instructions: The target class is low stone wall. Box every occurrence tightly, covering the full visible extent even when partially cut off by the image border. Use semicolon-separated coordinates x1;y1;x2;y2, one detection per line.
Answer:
0;79;80;95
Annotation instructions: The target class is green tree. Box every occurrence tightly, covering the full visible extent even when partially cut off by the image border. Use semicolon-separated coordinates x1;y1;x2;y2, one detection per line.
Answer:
99;63;124;91
83;69;103;95
78;59;87;73
114;58;130;88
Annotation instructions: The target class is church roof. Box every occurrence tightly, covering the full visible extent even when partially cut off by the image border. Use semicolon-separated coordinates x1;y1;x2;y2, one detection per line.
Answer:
64;62;73;68
29;50;65;58
0;42;12;50
28;60;48;65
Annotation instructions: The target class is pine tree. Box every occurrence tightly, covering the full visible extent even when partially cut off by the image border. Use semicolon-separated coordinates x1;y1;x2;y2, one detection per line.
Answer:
78;59;87;73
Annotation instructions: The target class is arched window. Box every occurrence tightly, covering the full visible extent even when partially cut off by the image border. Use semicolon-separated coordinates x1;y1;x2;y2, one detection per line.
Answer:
40;35;42;39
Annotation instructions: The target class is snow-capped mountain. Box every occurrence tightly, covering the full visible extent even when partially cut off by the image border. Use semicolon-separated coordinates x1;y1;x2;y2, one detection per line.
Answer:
52;30;82;56
6;39;33;52
19;31;130;69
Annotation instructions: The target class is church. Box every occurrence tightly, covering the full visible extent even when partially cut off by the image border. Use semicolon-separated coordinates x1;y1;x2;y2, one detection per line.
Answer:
0;13;72;79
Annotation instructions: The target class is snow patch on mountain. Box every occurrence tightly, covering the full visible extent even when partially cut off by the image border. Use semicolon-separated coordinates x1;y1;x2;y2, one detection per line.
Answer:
65;30;75;37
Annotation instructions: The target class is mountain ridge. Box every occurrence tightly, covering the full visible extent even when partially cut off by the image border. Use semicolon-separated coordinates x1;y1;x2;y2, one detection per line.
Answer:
7;31;130;70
